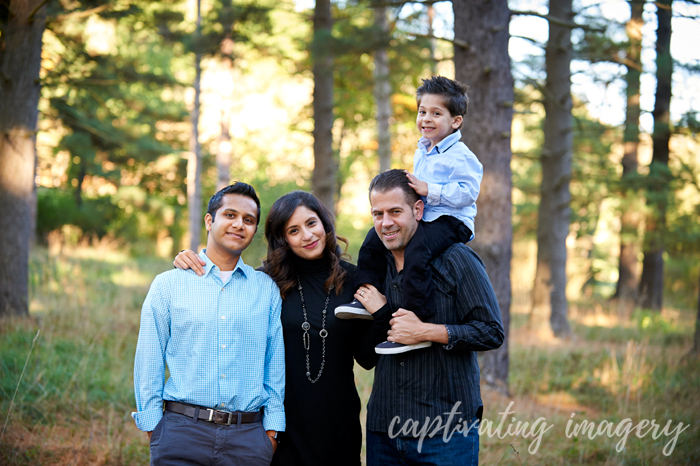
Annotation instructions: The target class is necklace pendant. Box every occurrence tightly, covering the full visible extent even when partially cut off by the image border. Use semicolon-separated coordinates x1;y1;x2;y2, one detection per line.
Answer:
301;322;310;331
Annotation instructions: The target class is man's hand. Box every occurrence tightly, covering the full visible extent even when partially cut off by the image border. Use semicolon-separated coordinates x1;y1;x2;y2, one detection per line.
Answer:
173;249;206;276
405;171;428;197
355;284;387;314
266;430;278;453
388;309;449;345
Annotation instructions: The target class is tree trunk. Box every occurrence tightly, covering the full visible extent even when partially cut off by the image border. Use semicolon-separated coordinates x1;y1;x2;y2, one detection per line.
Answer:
374;6;392;174
0;0;46;317
453;0;513;393
217;111;232;191
638;0;672;311
693;272;700;354
613;0;644;311
427;2;437;74
188;0;203;252
311;0;336;215
529;0;573;337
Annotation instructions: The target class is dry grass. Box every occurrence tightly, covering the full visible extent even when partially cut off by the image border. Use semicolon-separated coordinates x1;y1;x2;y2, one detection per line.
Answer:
2;241;699;465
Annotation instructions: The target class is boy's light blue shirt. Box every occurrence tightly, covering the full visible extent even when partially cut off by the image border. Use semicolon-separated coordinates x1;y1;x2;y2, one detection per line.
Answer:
132;250;285;433
414;129;482;240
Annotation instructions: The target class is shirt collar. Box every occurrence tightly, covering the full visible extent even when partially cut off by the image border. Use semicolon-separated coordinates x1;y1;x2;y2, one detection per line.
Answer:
417;129;462;155
199;249;248;279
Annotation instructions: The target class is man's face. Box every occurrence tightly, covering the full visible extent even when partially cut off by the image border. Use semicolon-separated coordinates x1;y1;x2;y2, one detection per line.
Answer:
205;194;258;257
370;187;423;254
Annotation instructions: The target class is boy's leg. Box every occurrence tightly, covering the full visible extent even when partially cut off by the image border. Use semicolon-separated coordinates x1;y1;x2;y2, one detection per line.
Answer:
336;227;387;320
401;216;472;317
354;227;388;290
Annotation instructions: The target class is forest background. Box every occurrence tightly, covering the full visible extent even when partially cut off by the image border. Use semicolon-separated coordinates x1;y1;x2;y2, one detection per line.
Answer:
1;0;700;464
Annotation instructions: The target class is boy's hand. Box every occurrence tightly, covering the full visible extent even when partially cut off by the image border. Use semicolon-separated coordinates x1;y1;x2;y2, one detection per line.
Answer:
405;171;428;197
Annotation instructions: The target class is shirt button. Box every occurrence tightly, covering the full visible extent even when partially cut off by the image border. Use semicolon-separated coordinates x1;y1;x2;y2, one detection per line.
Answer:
221;403;225;407
400;389;404;394
221;374;226;378
400;362;404;367
221;288;224;292
221;344;226;349
221;316;225;320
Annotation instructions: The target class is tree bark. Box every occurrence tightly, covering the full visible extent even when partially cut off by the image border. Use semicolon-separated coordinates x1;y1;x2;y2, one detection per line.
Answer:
638;0;672;311
188;0;203;251
217;111;232;191
529;0;573;337
311;0;336;215
613;0;644;311
693;272;700;354
427;2;437;74
0;0;46;317
453;0;513;393
374;6;392;174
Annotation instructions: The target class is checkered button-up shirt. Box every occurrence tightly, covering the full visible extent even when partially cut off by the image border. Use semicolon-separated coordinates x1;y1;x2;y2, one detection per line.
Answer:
132;250;285;432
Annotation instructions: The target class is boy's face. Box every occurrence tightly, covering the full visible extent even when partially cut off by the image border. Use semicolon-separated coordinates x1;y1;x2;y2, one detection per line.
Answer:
416;94;463;150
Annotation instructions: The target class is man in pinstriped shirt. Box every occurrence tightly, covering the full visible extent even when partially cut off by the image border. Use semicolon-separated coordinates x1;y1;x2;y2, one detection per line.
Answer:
132;183;285;466
354;170;504;466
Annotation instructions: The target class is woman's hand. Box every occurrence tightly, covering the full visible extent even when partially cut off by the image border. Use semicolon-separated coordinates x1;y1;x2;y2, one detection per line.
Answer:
355;284;387;314
173;250;206;276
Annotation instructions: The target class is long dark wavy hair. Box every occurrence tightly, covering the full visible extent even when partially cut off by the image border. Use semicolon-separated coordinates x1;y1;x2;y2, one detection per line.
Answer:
263;191;349;300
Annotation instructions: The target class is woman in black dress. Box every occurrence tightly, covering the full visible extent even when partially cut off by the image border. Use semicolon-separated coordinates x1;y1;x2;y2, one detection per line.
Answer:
175;191;388;466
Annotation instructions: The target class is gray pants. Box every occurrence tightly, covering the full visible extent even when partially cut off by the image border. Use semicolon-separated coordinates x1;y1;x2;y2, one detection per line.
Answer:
149;410;274;466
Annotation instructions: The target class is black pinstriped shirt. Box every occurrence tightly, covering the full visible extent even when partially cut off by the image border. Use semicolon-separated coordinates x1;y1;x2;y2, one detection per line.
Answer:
366;243;504;433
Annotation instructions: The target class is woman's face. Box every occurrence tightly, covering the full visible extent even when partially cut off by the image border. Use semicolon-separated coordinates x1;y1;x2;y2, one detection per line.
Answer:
284;205;327;260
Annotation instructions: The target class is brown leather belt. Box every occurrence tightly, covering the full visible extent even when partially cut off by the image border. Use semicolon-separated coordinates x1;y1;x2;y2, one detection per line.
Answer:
164;401;263;425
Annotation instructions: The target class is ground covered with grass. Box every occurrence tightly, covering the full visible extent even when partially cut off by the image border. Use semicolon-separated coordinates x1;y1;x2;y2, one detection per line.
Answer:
1;245;698;465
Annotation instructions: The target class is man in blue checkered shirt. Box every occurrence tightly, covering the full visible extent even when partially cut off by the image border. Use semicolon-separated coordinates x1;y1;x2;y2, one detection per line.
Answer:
132;182;285;466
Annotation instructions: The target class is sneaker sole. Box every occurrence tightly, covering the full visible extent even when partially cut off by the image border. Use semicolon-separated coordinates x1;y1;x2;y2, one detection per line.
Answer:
375;341;433;354
335;310;374;320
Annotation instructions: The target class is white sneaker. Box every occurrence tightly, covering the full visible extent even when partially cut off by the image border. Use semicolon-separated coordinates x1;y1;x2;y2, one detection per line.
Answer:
334;300;373;320
375;341;432;355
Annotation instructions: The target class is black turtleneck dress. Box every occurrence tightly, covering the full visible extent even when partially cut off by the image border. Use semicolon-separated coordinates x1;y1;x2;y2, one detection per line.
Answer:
271;257;388;466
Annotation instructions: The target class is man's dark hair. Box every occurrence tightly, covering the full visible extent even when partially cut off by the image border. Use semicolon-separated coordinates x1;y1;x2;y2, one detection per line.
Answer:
369;169;420;206
416;75;470;123
207;182;261;225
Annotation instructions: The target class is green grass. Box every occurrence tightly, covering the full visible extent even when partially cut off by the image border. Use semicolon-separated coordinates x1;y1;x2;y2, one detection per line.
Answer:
1;245;168;465
2;244;699;465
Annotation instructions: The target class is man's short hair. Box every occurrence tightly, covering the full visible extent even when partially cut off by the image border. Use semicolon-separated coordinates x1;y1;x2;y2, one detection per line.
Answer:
416;75;470;119
207;182;261;225
369;169;420;206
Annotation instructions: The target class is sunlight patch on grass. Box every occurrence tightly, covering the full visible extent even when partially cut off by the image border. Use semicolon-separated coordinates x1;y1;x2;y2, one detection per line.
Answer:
111;267;156;287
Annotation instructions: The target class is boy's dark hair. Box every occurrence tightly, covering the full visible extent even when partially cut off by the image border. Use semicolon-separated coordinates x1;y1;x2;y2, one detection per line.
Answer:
369;169;420;206
207;182;261;225
416;76;470;124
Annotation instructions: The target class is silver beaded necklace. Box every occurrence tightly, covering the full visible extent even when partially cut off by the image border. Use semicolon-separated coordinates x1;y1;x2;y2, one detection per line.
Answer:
298;280;333;383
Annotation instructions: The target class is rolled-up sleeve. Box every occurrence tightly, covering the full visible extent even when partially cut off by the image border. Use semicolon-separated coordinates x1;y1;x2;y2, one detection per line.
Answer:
443;247;504;352
132;276;171;432
425;154;482;209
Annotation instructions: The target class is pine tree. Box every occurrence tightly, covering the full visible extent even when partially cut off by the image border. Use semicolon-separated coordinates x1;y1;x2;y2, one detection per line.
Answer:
0;0;47;317
638;0;673;311
529;0;574;337
452;0;514;391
